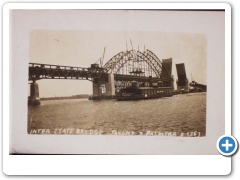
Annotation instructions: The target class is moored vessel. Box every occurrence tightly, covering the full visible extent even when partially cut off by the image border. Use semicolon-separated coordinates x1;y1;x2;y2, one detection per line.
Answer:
116;81;173;101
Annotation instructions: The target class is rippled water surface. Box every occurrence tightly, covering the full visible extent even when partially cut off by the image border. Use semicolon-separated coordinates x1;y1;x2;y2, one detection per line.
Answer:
28;93;206;136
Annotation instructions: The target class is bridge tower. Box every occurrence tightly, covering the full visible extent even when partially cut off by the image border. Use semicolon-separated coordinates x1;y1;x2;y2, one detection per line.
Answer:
161;58;174;89
89;63;115;100
92;73;115;99
176;63;189;93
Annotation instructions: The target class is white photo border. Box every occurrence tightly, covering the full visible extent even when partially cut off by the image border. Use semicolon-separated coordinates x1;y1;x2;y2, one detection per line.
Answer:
3;2;231;175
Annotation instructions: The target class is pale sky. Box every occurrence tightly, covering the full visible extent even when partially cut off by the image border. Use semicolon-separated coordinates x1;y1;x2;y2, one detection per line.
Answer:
29;30;207;97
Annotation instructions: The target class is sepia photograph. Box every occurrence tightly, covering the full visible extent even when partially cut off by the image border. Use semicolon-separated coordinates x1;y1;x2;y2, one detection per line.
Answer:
28;30;207;137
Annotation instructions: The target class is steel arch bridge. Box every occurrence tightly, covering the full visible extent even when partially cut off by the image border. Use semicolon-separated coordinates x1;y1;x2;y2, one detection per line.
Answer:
28;49;172;82
103;49;172;91
28;48;173;103
103;49;171;80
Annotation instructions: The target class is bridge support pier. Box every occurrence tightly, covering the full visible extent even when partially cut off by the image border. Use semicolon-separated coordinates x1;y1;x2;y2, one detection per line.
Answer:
171;75;174;89
176;79;189;94
28;81;41;105
91;73;115;100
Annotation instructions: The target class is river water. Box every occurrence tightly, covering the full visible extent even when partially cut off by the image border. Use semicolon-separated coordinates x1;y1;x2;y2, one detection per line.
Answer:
28;92;206;136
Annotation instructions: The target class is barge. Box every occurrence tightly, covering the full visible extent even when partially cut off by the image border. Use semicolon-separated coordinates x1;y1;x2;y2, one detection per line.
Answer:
116;81;174;101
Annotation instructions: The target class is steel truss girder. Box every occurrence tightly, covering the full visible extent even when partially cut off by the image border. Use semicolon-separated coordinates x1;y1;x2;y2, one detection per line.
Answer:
103;49;164;78
29;49;171;82
103;50;134;73
28;63;108;81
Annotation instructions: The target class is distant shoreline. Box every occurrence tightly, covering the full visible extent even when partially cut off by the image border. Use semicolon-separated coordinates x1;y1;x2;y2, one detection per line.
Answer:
40;94;90;101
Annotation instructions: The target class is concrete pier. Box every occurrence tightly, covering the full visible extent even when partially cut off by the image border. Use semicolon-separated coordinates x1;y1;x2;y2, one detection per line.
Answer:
28;81;41;105
171;75;174;89
106;73;115;96
91;73;115;100
176;78;189;93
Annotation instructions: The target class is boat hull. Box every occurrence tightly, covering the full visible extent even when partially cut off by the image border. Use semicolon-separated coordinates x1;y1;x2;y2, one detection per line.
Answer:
116;94;169;101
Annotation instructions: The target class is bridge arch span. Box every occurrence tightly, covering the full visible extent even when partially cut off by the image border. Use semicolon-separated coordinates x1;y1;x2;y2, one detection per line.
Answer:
103;49;167;79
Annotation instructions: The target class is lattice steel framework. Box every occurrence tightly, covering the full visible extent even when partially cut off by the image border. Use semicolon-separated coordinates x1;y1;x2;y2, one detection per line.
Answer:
29;49;172;88
103;49;171;80
28;63;108;82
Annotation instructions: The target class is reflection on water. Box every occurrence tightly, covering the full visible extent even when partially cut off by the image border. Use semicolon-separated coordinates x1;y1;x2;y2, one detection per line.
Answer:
28;93;206;136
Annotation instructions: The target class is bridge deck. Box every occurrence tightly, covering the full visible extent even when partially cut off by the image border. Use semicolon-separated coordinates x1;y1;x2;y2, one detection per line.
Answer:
28;63;165;82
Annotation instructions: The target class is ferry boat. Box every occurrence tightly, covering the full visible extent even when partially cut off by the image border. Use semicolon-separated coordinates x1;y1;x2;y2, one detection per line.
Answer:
116;81;174;101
